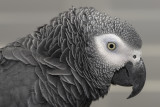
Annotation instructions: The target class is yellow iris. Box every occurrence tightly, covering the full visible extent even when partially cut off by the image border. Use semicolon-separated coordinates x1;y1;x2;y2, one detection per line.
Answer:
107;42;116;50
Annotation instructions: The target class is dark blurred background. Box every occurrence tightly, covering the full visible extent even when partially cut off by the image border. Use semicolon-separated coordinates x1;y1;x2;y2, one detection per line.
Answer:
0;0;160;107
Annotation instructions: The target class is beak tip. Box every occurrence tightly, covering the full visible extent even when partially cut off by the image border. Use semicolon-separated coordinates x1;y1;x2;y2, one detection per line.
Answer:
126;83;145;99
126;94;133;99
126;91;137;99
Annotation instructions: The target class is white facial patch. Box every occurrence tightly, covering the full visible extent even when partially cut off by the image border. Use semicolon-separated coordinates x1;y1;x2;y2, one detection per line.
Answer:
94;34;142;71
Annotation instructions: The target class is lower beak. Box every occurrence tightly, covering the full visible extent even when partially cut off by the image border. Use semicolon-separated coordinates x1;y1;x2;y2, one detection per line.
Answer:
111;58;146;99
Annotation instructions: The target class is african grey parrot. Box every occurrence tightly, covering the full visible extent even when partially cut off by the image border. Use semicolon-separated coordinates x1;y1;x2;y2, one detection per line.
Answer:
0;7;146;107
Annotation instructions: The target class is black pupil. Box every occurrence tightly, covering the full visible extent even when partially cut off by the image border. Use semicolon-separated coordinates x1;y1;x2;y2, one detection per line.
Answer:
109;44;114;48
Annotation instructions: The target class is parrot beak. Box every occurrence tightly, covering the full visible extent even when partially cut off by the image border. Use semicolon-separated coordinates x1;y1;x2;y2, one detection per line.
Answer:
111;58;146;99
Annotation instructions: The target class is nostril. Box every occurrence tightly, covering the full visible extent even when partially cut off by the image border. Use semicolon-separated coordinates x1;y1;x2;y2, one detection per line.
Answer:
133;55;137;59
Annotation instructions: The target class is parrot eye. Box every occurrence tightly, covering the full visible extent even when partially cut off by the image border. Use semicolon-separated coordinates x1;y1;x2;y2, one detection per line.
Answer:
107;42;116;51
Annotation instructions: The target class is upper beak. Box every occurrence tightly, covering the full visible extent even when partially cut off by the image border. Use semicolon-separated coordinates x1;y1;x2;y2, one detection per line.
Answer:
111;58;146;99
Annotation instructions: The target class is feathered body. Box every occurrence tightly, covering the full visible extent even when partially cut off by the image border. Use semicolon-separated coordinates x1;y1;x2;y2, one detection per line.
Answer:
0;7;145;107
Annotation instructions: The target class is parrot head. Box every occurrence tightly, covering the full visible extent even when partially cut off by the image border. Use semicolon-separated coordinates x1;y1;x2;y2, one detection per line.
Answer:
74;7;146;99
47;7;146;100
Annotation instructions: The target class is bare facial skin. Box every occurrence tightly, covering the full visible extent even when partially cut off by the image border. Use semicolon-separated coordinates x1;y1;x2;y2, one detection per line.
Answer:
94;34;142;71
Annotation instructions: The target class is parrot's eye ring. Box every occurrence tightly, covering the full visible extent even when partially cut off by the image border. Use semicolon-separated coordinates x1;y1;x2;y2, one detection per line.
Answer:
107;42;116;50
